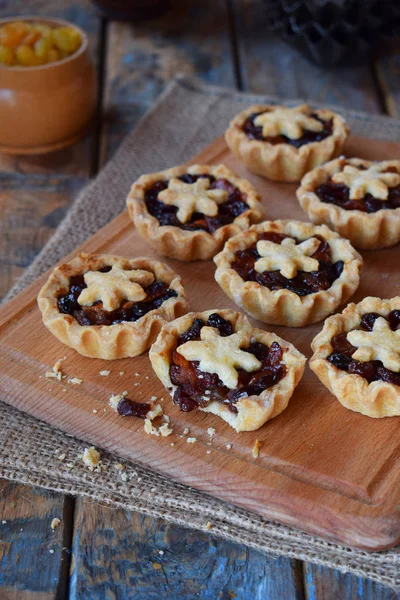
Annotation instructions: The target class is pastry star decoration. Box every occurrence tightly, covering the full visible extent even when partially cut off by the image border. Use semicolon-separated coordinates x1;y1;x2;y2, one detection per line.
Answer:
177;326;261;389
254;105;323;140
157;177;228;223
347;317;400;372
77;265;155;312
332;164;400;200
254;237;320;279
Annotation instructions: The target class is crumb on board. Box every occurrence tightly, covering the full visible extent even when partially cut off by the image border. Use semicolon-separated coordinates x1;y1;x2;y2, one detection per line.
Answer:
252;439;262;459
183;427;190;436
150;395;158;402
119;371;125;376
82;447;101;471
146;403;163;420
207;427;216;438
68;377;82;385
51;518;61;531
45;357;67;381
226;444;232;450
205;521;213;531
186;437;197;444
143;404;173;437
135;372;140;377
99;370;110;377
92;409;98;414
170;442;175;447
206;450;212;455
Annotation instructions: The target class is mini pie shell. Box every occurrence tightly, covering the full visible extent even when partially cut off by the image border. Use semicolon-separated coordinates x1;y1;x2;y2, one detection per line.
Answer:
310;296;400;418
296;157;400;250
126;163;264;261
149;309;306;432
214;220;363;328
225;104;349;183
37;252;188;360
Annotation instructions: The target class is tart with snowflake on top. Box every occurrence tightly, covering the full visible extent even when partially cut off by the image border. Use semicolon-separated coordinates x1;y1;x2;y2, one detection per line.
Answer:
310;297;400;418
149;309;306;432
214;220;362;328
38;253;188;359
296;157;400;249
225;104;348;182
126;163;263;261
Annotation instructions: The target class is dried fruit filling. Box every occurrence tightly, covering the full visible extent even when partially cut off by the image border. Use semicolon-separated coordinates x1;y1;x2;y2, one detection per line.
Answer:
242;111;333;147
327;310;400;385
232;232;344;296
144;174;249;233
57;267;177;326
316;167;400;213
169;313;286;413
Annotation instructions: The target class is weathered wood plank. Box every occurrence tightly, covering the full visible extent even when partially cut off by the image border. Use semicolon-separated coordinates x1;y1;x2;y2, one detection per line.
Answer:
232;0;381;114
372;41;400;118
70;499;303;600
100;0;236;164
303;563;400;600
0;480;71;599
0;175;86;299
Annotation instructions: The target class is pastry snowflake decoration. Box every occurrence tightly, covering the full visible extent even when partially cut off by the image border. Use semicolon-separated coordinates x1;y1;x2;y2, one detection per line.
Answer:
347;317;400;372
254;105;323;140
332;164;400;200
177;326;261;389
254;237;320;279
158;177;228;223
78;265;155;311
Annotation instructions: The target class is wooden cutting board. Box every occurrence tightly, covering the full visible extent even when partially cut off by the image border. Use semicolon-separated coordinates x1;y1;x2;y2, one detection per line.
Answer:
1;135;400;551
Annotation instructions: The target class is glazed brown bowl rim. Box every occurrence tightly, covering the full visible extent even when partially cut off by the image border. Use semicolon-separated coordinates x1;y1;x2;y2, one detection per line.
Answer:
0;15;89;71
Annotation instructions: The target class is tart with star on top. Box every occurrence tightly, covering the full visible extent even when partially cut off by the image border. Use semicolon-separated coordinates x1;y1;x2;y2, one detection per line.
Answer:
225;103;349;182
126;163;263;261
37;253;188;359
296;157;400;250
214;220;362;328
149;309;306;432
310;297;400;418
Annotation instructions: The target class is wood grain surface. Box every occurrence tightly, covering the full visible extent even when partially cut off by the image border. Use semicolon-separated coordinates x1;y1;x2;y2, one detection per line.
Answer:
2;0;400;597
2;134;400;552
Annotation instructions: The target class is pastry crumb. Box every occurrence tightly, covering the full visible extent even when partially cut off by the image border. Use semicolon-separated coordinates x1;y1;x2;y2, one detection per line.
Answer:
183;427;190;436
109;393;124;411
207;427;216;438
45;357;67;381
99;370;110;377
147;403;163;420
226;444;232;450
49;549;55;554
205;521;213;531
119;371;125;376
57;453;66;461
120;472;128;482
68;377;82;385
158;550;164;555
51;518;61;531
170;442;175;447
135;372;140;377
252;439;262;459
92;409;98;414
115;463;125;470
206;450;212;455
82;446;101;471
186;437;197;444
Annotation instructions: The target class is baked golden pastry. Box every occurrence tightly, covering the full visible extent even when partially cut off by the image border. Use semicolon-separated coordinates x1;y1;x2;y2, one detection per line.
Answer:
310;297;400;417
225;103;348;182
37;253;188;359
296;157;400;250
149;309;306;432
214;220;362;327
126;163;263;261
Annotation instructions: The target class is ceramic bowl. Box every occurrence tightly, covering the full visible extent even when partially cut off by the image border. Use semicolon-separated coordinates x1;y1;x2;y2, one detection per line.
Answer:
0;16;97;155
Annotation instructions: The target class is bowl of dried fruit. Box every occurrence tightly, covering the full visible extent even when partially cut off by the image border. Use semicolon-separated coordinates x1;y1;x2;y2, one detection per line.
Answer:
0;16;97;154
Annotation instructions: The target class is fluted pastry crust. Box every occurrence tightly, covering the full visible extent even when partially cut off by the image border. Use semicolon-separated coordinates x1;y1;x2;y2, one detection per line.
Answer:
225;104;349;183
37;253;188;359
214;220;363;327
126;163;263;261
310;296;400;418
296;157;400;250
149;309;306;432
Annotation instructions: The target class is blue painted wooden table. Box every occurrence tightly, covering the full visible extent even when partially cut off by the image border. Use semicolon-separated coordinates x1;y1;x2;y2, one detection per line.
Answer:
1;1;400;598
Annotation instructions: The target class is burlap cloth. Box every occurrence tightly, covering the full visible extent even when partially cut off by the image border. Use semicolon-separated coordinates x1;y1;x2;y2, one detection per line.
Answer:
2;77;400;589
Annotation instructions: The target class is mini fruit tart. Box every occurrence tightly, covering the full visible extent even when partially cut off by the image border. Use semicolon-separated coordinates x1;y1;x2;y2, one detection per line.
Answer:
296;157;400;249
149;309;306;432
37;253;188;359
225;103;348;182
126;163;263;261
214;220;362;327
310;297;400;418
